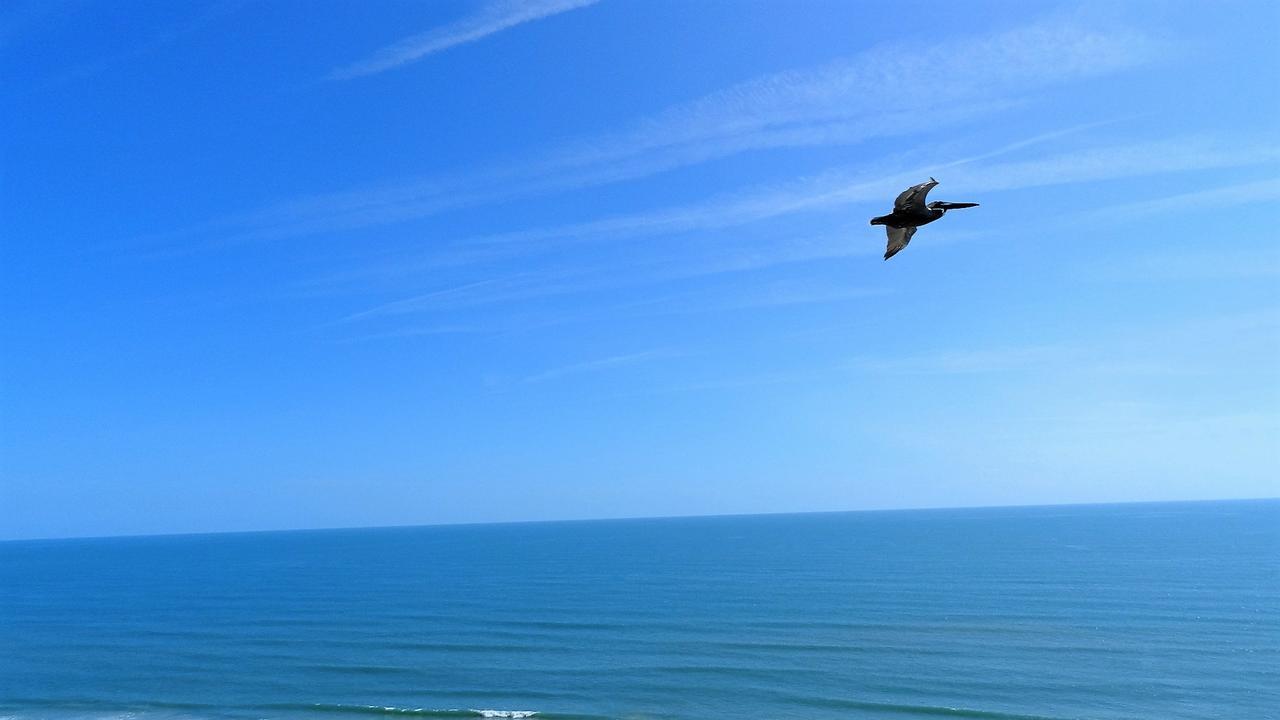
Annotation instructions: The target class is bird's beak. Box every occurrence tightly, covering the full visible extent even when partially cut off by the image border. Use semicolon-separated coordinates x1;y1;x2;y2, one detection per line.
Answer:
933;202;978;209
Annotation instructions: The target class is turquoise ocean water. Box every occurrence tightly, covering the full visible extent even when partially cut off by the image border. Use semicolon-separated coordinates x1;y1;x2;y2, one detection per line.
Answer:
2;500;1277;720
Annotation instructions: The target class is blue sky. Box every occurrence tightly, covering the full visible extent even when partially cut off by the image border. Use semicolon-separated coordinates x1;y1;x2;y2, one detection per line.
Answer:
2;0;1277;540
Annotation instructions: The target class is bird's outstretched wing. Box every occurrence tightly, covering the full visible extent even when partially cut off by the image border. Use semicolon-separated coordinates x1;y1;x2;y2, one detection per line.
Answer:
884;226;916;260
894;178;938;214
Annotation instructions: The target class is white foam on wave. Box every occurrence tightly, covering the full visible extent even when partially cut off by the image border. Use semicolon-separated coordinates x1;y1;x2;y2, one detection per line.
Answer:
346;709;537;719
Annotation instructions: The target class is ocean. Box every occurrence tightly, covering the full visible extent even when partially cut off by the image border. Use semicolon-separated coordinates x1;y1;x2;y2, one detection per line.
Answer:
1;500;1276;720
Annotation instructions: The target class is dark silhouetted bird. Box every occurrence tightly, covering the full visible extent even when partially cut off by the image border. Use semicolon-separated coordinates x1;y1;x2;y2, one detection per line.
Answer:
870;178;978;260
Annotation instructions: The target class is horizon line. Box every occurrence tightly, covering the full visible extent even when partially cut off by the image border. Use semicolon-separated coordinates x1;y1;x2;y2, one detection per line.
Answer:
3;495;1275;545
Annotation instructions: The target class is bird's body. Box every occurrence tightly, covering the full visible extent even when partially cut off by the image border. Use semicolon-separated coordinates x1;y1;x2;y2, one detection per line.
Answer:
870;178;978;260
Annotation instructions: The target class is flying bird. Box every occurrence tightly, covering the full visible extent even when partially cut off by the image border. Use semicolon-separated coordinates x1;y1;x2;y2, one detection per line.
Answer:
870;178;978;260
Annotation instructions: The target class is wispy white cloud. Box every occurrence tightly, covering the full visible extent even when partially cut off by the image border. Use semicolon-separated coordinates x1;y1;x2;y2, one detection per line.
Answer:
636;369;826;396
851;309;1280;383
850;345;1069;375
155;15;1164;250
332;254;887;328
940;138;1280;194
330;0;598;80
1071;178;1280;282
291;122;1106;297
331;271;593;324
522;349;680;383
322;131;1278;329
613;282;888;319
334;324;490;344
1088;248;1280;283
544;17;1159;180
1088;177;1280;219
445;134;1280;257
338;278;508;322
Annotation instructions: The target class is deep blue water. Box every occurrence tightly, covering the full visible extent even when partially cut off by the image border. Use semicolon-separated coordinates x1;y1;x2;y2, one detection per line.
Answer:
1;500;1277;720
